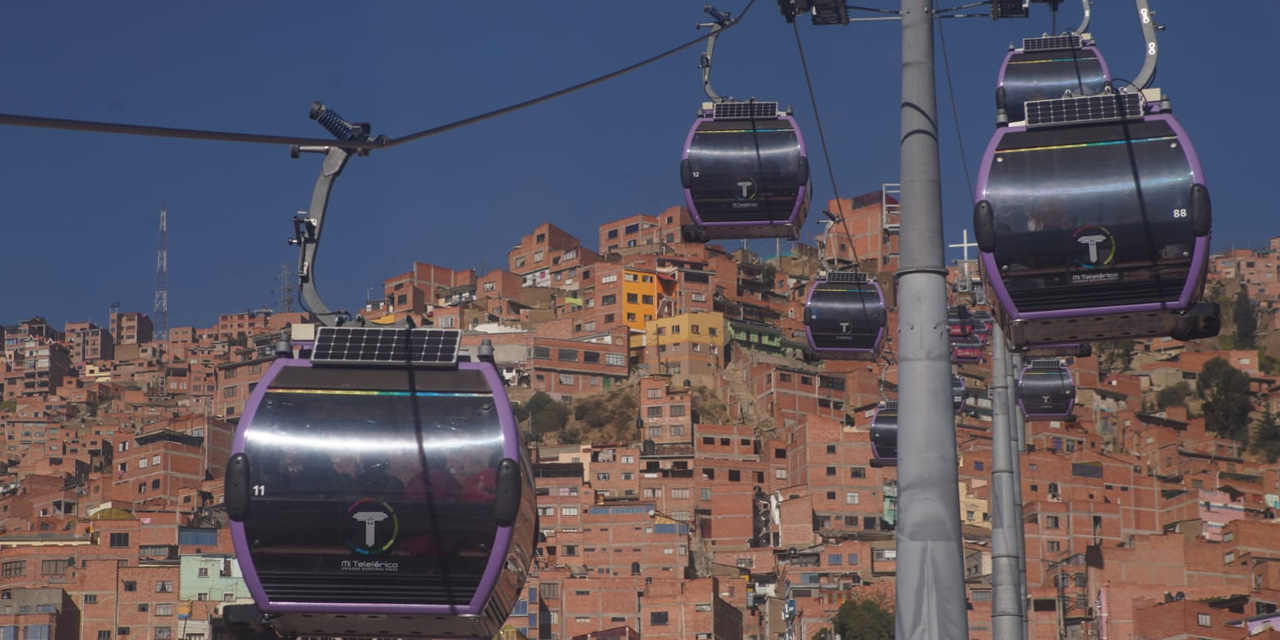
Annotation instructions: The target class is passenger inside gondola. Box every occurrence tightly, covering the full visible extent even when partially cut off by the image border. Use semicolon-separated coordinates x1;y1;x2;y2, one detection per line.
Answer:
355;451;404;496
406;451;462;503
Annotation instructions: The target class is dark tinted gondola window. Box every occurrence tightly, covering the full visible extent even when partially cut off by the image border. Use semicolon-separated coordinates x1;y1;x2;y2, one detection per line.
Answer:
242;390;504;605
806;285;885;350
1002;50;1107;122
687;125;803;223
984;120;1197;307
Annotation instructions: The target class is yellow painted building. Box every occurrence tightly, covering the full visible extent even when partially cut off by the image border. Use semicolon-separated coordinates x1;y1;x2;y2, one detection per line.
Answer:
621;268;660;332
959;480;991;529
643;311;727;385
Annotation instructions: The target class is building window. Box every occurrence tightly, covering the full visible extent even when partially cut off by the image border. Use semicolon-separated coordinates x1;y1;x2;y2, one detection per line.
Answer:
602;294;618;305
669;405;687;417
41;559;69;575
84;594;98;605
649;427;664;437
154;629;171;640
110;533;130;548
1047;541;1061;552
1;561;25;578
847;492;860;505
561;507;579;517
1197;613;1211;627
826;466;837;476
1045;516;1060;529
97;633;110;640
155;582;173;593
850;467;867;479
647;407;663;418
650;612;669;626
155;604;173;617
1225;552;1235;564
123;582;137;592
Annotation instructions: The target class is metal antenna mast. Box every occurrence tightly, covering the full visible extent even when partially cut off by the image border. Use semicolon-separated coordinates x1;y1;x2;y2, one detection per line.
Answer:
274;264;297;313
154;205;168;342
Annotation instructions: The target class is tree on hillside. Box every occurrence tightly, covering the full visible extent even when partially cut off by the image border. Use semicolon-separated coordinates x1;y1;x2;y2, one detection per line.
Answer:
1252;407;1280;463
524;392;571;439
1157;381;1193;410
1234;285;1258;348
832;596;895;640
1198;357;1253;442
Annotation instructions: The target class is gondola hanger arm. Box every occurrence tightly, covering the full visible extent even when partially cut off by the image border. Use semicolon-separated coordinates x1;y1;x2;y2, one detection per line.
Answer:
1073;0;1091;35
291;101;395;328
697;5;738;103
1131;0;1161;90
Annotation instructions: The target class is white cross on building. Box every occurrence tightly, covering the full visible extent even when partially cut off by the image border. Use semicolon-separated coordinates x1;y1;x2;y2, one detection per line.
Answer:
949;229;979;281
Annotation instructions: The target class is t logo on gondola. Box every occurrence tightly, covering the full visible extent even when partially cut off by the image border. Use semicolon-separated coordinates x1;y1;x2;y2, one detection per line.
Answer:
1072;226;1116;268
735;177;757;200
345;498;399;555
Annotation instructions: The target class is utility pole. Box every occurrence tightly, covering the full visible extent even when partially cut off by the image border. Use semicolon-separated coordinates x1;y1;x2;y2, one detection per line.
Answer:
990;325;1023;640
1011;351;1030;638
893;1;969;638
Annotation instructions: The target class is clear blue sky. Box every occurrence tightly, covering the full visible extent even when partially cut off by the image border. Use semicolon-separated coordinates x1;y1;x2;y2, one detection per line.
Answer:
2;2;1274;330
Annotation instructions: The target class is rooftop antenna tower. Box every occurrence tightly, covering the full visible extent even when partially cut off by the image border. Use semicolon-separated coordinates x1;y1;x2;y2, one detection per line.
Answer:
154;206;169;341
274;264;297;313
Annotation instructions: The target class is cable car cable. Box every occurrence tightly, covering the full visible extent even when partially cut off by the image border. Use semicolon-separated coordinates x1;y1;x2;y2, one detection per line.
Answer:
789;21;861;269
0;1;761;151
934;0;974;202
389;0;762;149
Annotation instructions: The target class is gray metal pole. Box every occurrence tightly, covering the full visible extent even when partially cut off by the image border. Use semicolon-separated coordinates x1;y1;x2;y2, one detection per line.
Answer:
894;1;969;638
1010;352;1030;638
990;326;1023;639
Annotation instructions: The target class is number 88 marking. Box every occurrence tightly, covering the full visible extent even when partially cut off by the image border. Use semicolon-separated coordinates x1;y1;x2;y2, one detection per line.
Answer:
1173;209;1188;218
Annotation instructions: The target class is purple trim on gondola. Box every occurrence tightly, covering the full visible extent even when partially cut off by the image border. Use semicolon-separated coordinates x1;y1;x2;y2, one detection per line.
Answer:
1017;365;1076;419
681;113;809;231
1091;46;1112;88
802;278;886;356
976;114;1210;322
230;357;303;609
231;359;516;618
460;361;517;615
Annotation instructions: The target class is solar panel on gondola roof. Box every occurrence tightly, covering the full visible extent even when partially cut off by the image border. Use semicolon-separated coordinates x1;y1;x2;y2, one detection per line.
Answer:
311;326;460;365
1022;34;1082;52
825;271;870;284
711;101;779;120
1025;92;1143;128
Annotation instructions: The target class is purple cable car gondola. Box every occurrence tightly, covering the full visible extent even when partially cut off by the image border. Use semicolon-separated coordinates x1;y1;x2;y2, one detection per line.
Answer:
973;87;1219;348
997;33;1111;124
952;374;967;414
869;400;898;467
1016;358;1075;420
803;271;887;360
224;327;536;640
680;100;811;241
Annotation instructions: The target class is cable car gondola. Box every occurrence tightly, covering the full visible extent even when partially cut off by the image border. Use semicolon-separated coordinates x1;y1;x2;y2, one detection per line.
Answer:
870;400;898;467
973;87;1219;347
952;341;983;364
803;271;887;359
997;33;1111;124
224;334;536;640
952;375;967;414
1016;358;1075;419
681;100;811;241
